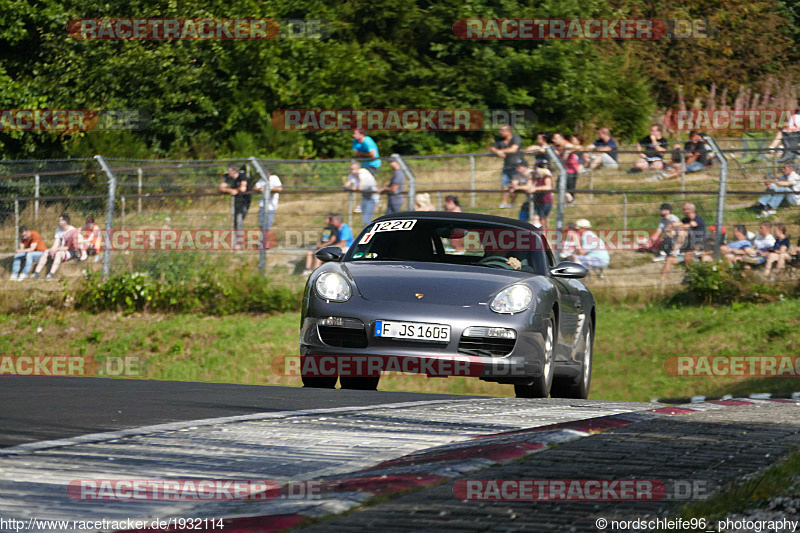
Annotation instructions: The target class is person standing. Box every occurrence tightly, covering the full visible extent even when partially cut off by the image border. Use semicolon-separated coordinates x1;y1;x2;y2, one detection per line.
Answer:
490;125;525;208
352;128;381;176
219;165;250;248
380;157;406;214
254;168;283;232
347;161;379;224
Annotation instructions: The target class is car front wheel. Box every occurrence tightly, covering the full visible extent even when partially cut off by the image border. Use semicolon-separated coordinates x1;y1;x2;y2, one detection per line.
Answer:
514;310;555;398
551;320;593;399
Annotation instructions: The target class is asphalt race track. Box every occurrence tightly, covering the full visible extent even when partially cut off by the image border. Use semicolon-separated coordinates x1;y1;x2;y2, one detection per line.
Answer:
0;378;658;530
0;377;484;448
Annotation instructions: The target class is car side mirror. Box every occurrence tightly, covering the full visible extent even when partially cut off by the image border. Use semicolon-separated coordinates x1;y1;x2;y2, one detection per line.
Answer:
550;261;588;279
316;245;344;263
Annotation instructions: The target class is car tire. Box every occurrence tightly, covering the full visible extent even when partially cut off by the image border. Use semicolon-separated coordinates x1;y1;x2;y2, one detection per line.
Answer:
551;320;593;399
302;376;338;388
339;376;380;390
300;356;338;388
514;310;555;398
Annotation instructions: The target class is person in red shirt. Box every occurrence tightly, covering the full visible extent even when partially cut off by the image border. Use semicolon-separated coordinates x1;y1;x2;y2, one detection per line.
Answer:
11;226;47;280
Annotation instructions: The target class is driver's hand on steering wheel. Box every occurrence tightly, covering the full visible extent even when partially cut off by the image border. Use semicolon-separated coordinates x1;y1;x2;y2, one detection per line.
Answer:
506;257;522;270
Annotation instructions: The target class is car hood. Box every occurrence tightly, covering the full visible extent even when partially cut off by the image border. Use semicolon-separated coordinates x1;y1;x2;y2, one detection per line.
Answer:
342;261;530;304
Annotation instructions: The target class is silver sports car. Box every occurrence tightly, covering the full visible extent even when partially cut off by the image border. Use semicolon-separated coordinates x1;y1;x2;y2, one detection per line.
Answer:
300;211;595;398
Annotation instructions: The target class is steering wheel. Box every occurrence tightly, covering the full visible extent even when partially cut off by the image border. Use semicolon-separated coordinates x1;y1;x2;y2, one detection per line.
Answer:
476;256;514;269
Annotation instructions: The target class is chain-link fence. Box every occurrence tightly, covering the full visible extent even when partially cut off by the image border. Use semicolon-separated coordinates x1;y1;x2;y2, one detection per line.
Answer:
2;136;798;290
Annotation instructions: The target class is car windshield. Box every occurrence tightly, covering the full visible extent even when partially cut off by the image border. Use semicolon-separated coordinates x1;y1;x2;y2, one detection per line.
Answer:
345;217;548;274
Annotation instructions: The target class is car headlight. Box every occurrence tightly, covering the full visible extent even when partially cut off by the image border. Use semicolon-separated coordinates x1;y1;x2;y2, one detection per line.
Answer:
490;285;533;314
315;272;352;302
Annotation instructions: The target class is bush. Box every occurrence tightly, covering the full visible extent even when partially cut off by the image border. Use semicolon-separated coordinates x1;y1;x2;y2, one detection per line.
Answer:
672;261;783;305
76;271;302;315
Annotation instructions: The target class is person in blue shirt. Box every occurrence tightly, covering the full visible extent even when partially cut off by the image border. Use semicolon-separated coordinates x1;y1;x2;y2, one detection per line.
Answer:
721;224;757;265
332;214;354;250
352;128;381;175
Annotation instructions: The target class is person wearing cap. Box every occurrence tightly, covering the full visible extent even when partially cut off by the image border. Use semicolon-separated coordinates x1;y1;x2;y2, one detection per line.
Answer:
573;219;609;270
648;203;682;261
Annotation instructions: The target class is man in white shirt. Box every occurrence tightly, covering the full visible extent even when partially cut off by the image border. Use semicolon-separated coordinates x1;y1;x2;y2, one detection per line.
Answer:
254;170;283;232
757;163;800;217
742;221;777;265
347;161;379;224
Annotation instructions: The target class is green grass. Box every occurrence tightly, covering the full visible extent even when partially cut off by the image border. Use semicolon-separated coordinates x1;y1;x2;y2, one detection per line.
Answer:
2;298;800;400
678;449;800;521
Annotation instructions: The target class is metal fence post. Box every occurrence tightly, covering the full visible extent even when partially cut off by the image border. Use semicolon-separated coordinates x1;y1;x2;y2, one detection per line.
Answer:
392;154;416;211
469;155;476;207
94;155;116;279
34;174;40;222
680;150;686;199
622;193;628;231
137;168;142;213
249;156;271;276
121;196;126;230
14;199;19;248
704;136;727;260
546;145;567;230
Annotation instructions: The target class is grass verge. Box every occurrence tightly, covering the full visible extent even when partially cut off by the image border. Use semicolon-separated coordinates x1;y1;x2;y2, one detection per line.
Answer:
2;297;800;401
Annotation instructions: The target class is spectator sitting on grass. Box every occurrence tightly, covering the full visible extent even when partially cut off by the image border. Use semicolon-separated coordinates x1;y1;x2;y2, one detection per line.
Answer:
664;131;713;180
633;124;668;174
763;224;793;278
560;222;581;261
659;202;709;282
572;219;610;270
721;224;758;265
648;203;682;261
304;215;339;275
10;226;47;281
755;163;800;218
741;221;777;265
33;213;82;280
583;127;619;171
79;215;102;262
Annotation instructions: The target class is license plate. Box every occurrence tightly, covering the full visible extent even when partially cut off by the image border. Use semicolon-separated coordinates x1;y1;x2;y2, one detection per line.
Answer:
374;320;450;342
